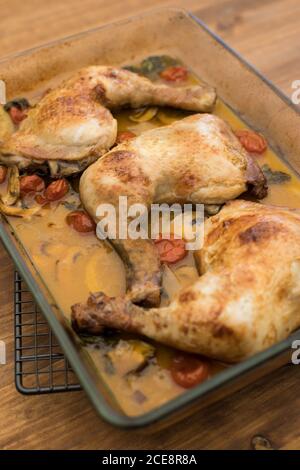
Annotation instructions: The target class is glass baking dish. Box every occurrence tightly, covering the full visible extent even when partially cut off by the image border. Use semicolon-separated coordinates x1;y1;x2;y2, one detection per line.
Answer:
0;7;300;429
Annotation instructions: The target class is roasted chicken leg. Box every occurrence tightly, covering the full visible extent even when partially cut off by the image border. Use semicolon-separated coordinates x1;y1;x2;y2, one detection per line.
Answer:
0;66;216;176
80;114;267;307
72;200;300;362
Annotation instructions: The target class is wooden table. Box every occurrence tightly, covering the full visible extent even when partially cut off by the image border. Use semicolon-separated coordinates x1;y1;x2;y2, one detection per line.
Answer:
0;0;300;450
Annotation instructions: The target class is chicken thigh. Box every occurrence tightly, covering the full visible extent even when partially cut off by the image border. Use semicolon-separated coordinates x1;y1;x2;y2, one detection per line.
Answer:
72;200;300;362
79;114;267;307
0;66;216;176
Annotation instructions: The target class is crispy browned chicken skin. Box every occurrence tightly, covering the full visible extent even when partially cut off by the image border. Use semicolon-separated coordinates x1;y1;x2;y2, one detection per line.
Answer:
72;200;300;362
80;114;267;306
0;66;216;176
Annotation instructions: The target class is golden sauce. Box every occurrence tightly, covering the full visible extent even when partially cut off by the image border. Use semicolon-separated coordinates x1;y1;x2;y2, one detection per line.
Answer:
3;59;300;416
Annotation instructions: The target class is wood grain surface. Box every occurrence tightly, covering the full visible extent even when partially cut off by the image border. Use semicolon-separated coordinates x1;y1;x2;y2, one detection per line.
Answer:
0;0;300;450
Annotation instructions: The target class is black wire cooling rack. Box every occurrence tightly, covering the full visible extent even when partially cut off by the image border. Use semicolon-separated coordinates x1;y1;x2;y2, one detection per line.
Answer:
14;271;81;394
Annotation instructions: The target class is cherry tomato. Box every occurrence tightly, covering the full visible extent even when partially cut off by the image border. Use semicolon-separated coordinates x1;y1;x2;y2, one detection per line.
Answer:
66;210;96;233
116;131;136;144
170;354;210;389
35;194;48;205
20;175;45;195
235;129;267;154
0;166;7;184
9;106;28;125
154;235;187;264
44;179;69;201
160;66;188;82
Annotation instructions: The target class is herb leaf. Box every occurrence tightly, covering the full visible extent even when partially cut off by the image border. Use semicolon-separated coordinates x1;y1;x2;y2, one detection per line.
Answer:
4;98;30;112
123;55;180;79
261;164;291;184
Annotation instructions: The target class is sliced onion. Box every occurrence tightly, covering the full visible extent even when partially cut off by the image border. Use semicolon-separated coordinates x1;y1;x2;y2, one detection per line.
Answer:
129;106;158;122
0;199;40;218
1;165;20;206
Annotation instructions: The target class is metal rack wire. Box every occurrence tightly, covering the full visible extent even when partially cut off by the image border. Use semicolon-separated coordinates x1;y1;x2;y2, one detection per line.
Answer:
14;271;81;394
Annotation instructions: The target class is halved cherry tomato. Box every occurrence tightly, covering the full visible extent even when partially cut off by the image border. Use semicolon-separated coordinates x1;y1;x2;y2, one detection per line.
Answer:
44;179;69;201
160;66;188;82
66;210;96;233
0;166;7;184
235;129;267;154
116;131;136;144
20;175;45;196
35;194;48;205
170;353;210;389
9;106;28;125
154;235;187;264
